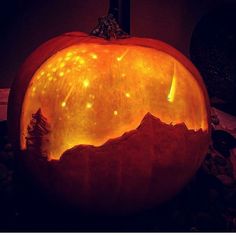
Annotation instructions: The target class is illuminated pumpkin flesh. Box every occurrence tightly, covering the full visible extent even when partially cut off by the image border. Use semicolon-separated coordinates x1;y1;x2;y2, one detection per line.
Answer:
8;32;210;213
21;43;208;160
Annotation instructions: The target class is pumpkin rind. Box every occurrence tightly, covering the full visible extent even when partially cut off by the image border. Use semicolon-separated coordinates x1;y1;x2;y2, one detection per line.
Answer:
8;32;211;213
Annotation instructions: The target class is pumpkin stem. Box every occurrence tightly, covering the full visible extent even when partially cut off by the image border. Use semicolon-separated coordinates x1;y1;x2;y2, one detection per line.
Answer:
90;14;130;40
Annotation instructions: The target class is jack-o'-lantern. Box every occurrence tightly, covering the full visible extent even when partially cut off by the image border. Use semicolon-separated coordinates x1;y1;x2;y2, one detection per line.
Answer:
8;15;210;214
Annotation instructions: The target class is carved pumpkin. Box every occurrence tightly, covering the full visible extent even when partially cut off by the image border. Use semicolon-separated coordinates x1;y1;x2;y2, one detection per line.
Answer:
8;28;210;213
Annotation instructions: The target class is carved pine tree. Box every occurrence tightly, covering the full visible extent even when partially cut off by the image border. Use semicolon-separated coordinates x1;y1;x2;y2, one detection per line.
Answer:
26;108;50;159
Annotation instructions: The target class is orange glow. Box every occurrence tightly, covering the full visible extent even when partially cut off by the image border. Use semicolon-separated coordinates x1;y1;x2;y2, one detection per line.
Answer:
116;49;129;61
167;62;177;103
21;43;208;160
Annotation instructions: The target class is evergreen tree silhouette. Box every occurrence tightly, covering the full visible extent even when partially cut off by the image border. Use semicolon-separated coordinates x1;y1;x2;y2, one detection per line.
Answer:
26;108;50;159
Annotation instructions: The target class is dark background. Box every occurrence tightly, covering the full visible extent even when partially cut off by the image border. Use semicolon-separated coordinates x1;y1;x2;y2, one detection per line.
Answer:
0;0;235;88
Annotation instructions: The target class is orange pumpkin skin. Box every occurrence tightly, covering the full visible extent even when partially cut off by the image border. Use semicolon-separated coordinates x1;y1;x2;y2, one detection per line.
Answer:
8;32;211;214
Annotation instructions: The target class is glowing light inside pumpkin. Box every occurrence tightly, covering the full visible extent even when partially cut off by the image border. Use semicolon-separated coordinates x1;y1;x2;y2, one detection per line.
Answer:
21;43;208;160
83;79;90;88
86;102;93;109
125;92;131;98
116;49;129;61
60;101;65;107
167;62;177;103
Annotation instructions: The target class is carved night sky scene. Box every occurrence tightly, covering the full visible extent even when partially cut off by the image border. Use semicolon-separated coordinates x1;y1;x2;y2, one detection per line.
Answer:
0;0;236;232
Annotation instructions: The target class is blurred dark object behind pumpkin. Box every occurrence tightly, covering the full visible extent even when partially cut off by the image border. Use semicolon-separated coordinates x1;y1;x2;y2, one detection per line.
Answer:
190;3;236;116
